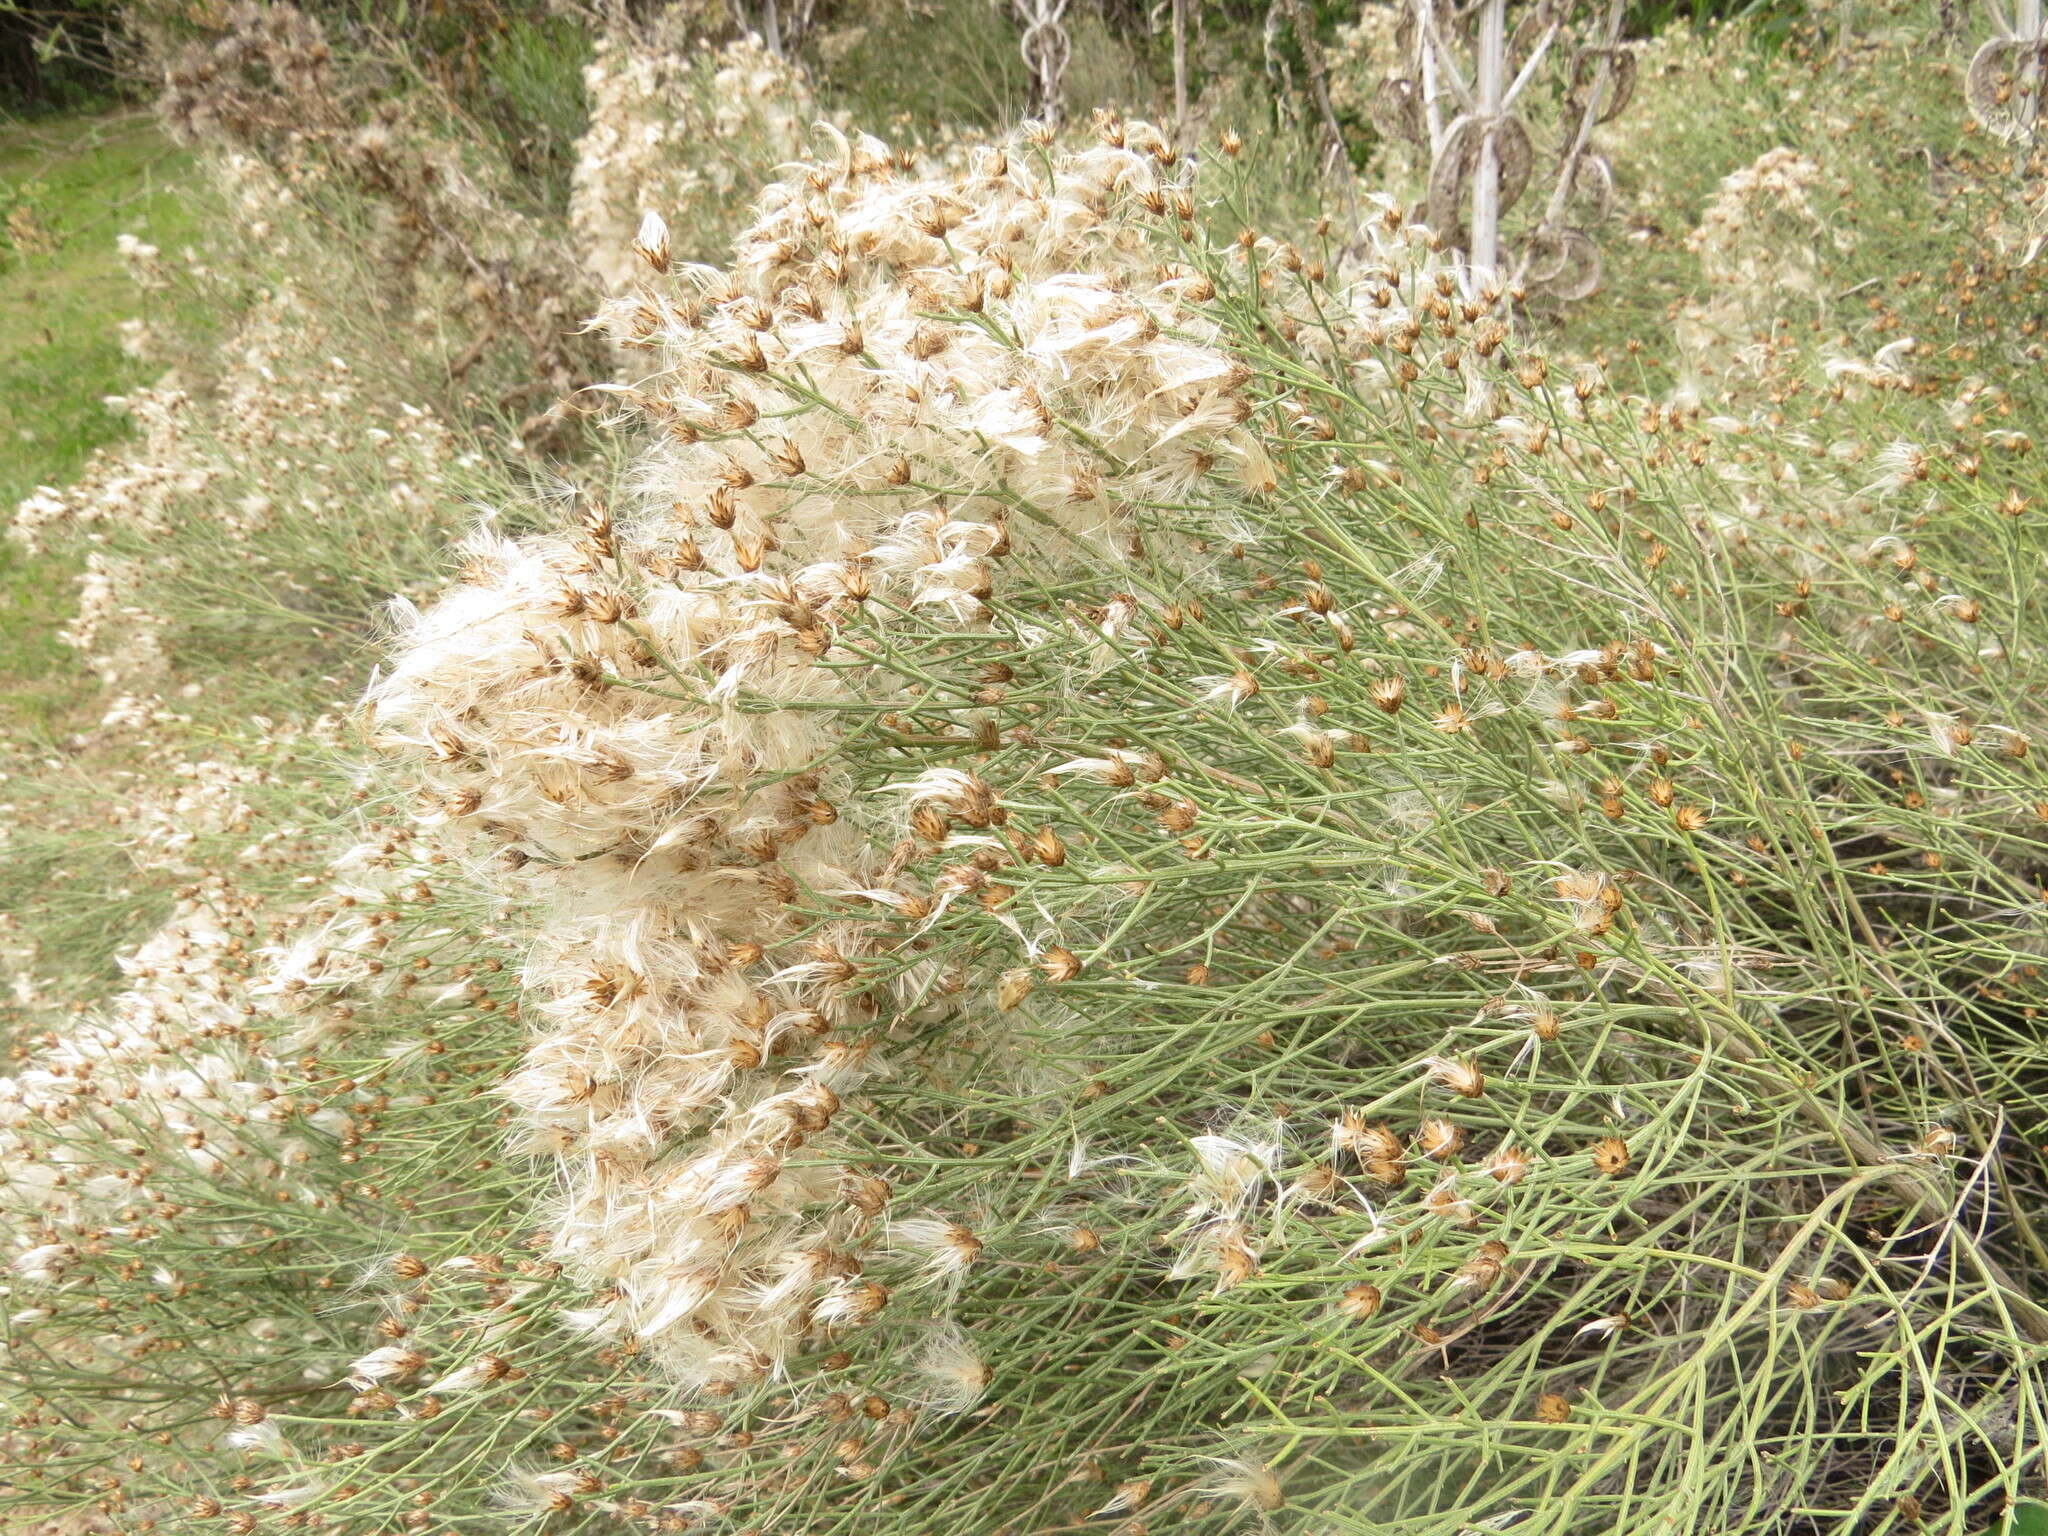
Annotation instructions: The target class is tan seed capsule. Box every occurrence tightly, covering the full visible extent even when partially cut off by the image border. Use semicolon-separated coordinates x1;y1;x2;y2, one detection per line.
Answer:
1040;947;1082;982
997;969;1035;1011
1338;1282;1383;1320
1425;1055;1486;1099
1487;1144;1532;1183
1418;1118;1464;1159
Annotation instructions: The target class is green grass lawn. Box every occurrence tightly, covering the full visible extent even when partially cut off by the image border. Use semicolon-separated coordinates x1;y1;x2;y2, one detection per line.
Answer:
0;111;203;743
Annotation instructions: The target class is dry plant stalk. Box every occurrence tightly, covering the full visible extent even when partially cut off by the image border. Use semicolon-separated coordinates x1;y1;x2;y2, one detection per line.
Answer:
1373;0;1632;296
1968;0;2048;140
1016;0;1074;124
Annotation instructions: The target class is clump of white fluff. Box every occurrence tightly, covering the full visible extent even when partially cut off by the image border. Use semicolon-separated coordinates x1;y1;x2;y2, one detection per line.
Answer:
373;115;1269;1387
1676;147;1833;374
10;236;466;689
0;769;452;1272
570;28;822;292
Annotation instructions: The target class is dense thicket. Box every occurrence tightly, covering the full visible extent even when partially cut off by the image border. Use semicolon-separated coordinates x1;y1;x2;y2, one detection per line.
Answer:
4;2;2047;1533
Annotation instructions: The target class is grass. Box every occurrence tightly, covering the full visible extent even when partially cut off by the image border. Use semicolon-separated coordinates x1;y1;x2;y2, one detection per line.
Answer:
0;110;204;744
0;112;213;1016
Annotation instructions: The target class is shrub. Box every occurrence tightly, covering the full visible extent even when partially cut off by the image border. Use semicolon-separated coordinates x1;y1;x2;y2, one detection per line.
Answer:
360;110;2048;1530
5;6;2048;1535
